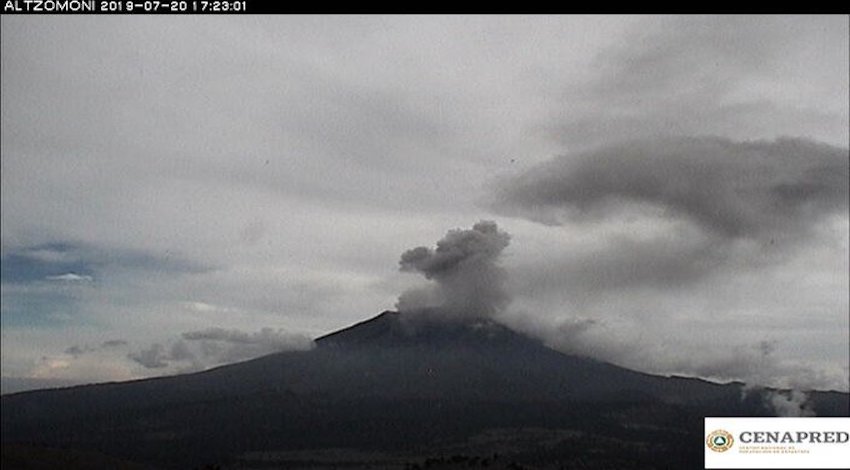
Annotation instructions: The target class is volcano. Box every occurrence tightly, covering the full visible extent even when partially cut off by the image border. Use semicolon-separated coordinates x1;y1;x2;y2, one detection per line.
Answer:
2;311;847;469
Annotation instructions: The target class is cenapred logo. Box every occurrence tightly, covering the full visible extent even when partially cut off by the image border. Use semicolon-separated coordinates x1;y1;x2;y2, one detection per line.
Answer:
706;417;850;469
706;429;735;452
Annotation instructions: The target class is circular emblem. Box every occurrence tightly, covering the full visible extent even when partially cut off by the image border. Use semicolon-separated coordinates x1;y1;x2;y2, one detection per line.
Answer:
706;429;734;452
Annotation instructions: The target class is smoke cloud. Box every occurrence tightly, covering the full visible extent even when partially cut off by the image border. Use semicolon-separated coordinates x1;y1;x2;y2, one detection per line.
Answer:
765;389;815;417
396;221;511;320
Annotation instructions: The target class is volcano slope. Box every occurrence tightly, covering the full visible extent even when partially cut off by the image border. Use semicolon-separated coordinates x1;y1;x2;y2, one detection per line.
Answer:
2;310;847;469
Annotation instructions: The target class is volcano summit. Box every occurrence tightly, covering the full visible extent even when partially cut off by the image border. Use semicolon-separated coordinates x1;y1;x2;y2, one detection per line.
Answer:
2;309;847;469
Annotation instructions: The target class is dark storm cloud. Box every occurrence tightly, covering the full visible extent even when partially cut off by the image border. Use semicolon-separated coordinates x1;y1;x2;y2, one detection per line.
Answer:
493;137;847;296
495;137;847;240
396;221;511;319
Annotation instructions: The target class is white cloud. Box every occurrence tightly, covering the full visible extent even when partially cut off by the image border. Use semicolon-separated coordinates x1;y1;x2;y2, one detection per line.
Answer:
45;273;93;282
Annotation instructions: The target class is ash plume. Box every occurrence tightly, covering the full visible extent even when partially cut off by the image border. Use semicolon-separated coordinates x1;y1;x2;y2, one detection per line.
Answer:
396;221;511;320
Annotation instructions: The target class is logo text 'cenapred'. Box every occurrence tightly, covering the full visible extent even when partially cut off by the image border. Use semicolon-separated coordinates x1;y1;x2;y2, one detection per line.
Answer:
739;431;849;444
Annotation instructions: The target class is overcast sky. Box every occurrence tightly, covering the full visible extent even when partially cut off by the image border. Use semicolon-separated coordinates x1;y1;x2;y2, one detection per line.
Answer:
1;15;847;394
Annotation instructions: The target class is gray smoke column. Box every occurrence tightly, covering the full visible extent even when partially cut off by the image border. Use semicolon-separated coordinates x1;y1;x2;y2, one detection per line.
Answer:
396;221;511;319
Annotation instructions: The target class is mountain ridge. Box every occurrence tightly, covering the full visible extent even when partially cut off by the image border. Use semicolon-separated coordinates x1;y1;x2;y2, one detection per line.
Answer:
2;310;848;469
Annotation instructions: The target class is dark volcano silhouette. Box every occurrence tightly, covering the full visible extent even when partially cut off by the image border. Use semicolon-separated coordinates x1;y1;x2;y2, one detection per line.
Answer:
2;311;847;469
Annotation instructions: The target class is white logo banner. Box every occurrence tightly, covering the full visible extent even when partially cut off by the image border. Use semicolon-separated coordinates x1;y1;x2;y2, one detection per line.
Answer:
705;417;850;469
